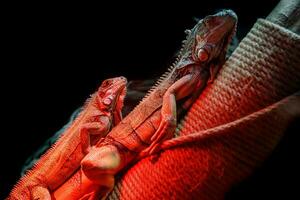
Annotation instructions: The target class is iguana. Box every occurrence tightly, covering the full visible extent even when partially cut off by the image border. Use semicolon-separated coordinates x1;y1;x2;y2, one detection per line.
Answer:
52;10;238;200
7;76;127;200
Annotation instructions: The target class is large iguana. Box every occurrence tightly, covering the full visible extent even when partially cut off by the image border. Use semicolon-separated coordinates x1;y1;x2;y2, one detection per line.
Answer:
52;10;238;200
7;77;127;199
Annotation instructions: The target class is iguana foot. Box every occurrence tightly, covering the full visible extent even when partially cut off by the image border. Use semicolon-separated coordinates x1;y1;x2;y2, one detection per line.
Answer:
81;145;121;181
81;145;120;199
147;116;176;155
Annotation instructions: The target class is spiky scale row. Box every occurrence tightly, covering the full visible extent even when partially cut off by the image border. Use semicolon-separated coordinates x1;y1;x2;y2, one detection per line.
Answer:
139;29;192;104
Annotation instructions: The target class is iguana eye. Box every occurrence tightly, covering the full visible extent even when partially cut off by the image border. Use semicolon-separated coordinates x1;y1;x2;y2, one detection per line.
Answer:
197;48;209;62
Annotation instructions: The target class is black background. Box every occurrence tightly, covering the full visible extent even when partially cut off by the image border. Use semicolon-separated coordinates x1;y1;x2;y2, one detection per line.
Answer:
2;0;300;198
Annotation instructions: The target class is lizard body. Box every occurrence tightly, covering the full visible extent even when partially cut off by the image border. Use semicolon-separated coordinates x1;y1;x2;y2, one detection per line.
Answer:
53;10;238;200
7;77;127;200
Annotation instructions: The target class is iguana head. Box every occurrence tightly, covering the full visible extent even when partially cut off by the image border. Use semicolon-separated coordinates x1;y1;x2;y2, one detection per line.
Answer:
175;9;237;82
97;76;127;125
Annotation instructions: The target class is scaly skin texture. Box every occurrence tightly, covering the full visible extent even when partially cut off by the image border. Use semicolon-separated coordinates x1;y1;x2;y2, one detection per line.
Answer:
7;77;127;200
54;10;237;200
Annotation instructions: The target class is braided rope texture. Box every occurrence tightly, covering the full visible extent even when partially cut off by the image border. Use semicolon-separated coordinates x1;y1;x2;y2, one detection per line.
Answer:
108;19;300;200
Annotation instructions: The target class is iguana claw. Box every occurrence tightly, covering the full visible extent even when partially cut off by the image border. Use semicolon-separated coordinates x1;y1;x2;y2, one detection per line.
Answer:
148;116;176;154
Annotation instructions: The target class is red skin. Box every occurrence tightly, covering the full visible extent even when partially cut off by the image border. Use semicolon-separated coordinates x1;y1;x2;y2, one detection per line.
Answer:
7;77;127;200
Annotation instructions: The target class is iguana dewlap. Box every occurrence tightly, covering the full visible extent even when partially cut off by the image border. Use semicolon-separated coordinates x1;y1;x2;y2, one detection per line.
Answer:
7;77;127;200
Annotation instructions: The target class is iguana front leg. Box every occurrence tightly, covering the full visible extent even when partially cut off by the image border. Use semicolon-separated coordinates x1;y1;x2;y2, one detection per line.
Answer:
80;116;111;154
148;72;204;154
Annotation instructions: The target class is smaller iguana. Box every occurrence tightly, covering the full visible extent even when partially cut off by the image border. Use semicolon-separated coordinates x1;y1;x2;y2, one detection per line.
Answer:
53;10;238;200
7;76;127;200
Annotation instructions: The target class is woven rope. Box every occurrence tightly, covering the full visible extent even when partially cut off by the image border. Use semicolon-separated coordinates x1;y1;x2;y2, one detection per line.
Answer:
108;19;300;200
